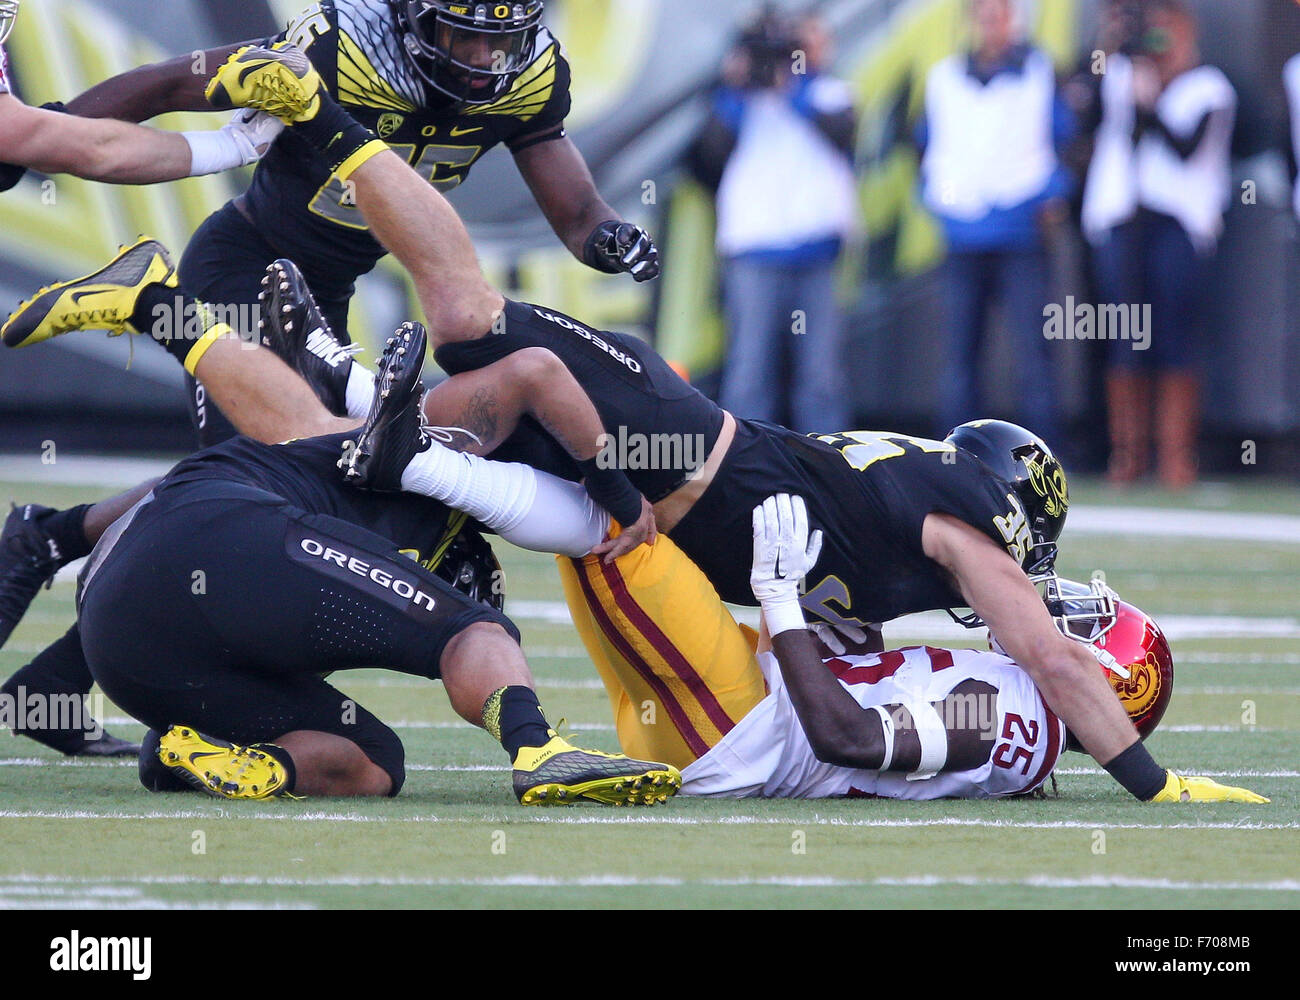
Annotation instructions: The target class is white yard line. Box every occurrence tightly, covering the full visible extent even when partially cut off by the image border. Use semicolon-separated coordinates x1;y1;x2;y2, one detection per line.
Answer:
1;873;1295;893
1;809;1295;830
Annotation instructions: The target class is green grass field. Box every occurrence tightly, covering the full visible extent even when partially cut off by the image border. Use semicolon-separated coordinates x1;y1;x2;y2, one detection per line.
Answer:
1;472;1297;910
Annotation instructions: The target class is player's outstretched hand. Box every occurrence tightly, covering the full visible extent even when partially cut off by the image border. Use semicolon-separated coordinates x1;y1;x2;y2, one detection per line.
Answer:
1151;771;1269;804
751;493;822;605
591;496;658;564
583;221;661;281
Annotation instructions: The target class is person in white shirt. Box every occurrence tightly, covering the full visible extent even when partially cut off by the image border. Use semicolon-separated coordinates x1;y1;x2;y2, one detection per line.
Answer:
919;0;1076;449
691;9;858;433
1081;0;1235;489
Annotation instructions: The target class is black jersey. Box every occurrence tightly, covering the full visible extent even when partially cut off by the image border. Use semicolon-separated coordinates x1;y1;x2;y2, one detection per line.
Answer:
241;0;572;285
435;300;728;502
164;433;473;572
669;424;1036;626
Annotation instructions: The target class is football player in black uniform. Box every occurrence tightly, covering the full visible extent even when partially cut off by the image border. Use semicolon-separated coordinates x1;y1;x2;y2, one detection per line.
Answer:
66;332;681;805
0;0;285;755
5;43;1240;804
0;0;657;753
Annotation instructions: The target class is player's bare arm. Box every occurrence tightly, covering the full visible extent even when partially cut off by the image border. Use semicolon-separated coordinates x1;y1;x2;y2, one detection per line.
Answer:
66;43;251;121
922;514;1138;763
922;513;1267;803
513;135;660;280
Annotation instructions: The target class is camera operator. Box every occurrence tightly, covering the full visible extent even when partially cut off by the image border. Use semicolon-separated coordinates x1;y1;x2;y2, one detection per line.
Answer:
689;7;857;433
1081;0;1235;489
918;0;1076;450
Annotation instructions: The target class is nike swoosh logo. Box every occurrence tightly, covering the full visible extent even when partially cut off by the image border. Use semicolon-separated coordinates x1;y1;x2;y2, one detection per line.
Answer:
449;125;482;137
69;289;113;306
187;751;226;767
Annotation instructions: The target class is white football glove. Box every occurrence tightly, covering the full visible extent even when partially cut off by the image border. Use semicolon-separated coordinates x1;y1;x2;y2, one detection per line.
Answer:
751;493;822;636
809;620;870;656
184;109;284;176
224;108;285;162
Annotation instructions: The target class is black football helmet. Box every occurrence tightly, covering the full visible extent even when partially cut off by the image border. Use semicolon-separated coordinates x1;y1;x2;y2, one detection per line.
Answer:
433;530;506;611
945;419;1069;573
0;0;19;45
392;0;543;105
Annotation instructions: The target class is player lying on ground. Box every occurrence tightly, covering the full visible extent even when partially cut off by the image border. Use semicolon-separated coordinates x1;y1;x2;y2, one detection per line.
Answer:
0;0;280;755
0;42;1230;803
689;493;1264;802
68;332;679;805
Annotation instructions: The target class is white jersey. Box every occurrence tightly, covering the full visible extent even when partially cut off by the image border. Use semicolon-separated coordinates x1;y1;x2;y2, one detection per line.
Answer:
681;645;1065;800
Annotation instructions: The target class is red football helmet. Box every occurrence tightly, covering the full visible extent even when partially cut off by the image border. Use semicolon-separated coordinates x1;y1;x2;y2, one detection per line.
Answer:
1037;575;1174;740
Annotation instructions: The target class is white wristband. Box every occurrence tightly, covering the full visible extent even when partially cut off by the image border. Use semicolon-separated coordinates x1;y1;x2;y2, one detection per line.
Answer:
183;128;245;177
761;595;806;637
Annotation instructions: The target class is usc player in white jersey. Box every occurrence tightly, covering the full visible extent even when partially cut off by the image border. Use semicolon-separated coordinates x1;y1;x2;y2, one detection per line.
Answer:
681;494;1265;803
682;642;1067;800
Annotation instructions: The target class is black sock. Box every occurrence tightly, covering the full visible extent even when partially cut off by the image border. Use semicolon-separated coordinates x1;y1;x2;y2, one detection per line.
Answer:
248;742;297;794
33;504;93;563
130;284;206;366
1;624;97;755
484;686;552;759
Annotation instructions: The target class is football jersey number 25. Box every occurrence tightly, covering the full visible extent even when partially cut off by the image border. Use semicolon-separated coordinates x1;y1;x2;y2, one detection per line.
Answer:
308;143;482;228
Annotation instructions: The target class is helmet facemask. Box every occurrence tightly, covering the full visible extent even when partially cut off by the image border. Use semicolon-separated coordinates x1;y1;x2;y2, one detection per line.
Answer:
399;1;542;105
0;0;20;46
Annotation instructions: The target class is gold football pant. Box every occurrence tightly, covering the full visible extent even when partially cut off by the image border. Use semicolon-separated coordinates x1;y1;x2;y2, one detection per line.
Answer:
557;532;766;771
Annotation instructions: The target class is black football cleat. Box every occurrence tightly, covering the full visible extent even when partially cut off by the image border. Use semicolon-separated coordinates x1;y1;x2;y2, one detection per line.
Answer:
342;322;431;492
258;259;360;417
71;730;144;758
0;503;67;649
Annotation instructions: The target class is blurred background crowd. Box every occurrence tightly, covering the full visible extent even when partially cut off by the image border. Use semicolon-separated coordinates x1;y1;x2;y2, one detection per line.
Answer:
2;0;1299;487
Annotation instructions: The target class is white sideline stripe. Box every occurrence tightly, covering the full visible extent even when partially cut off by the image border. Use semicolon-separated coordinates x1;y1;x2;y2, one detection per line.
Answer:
1055;768;1299;778
1178;686;1300;695
2;873;1296;893
1181;653;1300;665
0;809;1294;830
0;454;176;488
1068;506;1300;544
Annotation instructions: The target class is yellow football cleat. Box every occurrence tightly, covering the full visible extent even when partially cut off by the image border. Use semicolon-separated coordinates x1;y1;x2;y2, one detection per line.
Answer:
2;238;176;348
156;725;292;801
1151;770;1269;804
205;42;325;123
512;732;681;806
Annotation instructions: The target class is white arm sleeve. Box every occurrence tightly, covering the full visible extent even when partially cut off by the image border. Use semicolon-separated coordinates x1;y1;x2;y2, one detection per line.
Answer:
401;442;610;557
496;467;611;558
